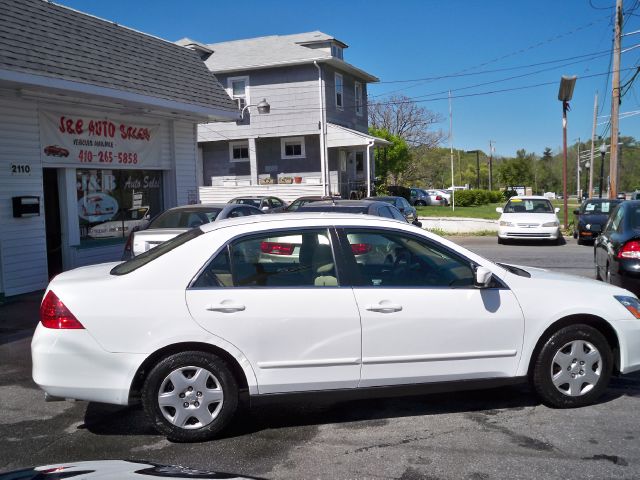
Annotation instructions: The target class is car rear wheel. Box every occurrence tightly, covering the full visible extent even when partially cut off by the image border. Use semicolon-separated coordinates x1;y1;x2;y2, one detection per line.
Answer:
142;351;238;442
532;324;612;408
415;200;426;206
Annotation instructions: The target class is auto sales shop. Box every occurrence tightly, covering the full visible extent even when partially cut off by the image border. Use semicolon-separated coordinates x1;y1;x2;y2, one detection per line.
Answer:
0;0;238;297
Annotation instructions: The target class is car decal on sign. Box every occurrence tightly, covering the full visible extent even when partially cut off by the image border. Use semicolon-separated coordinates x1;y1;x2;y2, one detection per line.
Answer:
78;192;119;223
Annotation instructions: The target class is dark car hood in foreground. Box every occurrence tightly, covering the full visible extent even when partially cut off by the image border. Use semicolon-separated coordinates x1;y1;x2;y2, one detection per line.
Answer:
0;460;265;480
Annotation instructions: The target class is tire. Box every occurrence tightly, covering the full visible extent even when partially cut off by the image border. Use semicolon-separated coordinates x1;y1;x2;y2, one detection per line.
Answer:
415;200;426;207
532;324;612;408
595;263;602;281
142;351;239;442
497;237;506;245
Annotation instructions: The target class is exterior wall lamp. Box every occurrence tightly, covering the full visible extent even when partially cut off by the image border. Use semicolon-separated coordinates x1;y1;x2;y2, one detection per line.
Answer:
240;98;270;119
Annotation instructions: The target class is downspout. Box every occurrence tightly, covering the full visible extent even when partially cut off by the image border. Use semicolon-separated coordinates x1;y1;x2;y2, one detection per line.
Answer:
314;61;328;196
366;140;375;197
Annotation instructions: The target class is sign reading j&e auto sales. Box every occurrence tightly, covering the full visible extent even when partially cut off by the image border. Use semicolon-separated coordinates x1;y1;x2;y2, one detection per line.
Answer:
39;111;160;167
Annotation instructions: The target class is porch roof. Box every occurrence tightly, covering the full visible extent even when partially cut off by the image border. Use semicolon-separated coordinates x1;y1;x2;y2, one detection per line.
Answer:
326;123;392;148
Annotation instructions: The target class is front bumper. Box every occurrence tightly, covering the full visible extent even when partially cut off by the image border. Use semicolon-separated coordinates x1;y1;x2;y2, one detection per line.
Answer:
615;318;640;374
498;226;560;240
31;324;145;405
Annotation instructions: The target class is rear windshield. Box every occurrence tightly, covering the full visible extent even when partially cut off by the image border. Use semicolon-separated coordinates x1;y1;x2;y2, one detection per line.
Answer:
110;228;203;275
149;208;221;229
580;200;620;214
504;199;553;213
232;198;262;208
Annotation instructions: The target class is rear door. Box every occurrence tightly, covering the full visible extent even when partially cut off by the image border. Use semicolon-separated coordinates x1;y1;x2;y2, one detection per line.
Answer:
186;227;362;394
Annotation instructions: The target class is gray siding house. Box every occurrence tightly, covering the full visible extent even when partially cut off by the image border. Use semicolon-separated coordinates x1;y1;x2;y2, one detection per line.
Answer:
177;32;389;199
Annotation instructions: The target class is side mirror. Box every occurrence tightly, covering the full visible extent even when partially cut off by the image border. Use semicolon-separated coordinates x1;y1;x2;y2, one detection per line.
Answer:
554;207;560;213
412;220;423;228
573;209;580;215
474;266;493;288
261;206;269;211
496;207;503;214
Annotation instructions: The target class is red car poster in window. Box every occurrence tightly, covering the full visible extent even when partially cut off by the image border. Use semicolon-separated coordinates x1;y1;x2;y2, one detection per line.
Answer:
39;111;160;167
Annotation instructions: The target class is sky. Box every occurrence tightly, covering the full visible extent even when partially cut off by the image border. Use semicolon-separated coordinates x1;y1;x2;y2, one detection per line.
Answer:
54;0;640;158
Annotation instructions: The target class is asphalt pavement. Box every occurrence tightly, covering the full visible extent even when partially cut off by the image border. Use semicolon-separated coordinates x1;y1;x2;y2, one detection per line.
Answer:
1;236;639;480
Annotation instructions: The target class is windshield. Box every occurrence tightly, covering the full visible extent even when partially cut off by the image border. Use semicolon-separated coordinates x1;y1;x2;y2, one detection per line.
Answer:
149;208;221;229
108;208;149;222
580;200;619;215
503;199;553;214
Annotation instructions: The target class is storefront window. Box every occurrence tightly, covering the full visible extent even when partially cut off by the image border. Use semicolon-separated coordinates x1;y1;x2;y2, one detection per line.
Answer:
77;169;163;246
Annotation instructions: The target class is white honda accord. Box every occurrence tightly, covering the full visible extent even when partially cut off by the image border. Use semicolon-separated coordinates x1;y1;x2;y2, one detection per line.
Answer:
496;196;562;244
32;213;640;441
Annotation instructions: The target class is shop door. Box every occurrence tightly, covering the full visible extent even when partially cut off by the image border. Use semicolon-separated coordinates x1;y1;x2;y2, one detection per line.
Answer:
43;168;63;279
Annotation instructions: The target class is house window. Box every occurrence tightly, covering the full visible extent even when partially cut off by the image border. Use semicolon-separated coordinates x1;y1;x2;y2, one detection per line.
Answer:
355;151;364;172
229;141;250;162
281;137;306;159
331;44;343;60
355;81;363;116
228;76;249;110
335;73;343;110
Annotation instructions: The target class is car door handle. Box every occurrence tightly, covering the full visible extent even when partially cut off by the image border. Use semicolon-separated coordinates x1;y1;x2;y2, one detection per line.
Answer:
206;302;246;313
366;303;403;313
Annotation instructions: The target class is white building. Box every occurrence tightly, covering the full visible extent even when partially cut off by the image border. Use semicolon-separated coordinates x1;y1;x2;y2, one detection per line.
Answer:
0;0;237;298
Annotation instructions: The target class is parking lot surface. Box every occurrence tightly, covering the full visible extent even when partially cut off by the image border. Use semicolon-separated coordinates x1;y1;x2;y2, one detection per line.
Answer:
1;236;639;479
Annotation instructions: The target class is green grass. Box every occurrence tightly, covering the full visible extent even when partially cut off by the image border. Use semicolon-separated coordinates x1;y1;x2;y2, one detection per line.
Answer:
417;199;580;227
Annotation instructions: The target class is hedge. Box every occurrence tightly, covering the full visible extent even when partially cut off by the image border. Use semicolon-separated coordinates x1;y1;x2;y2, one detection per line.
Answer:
452;189;504;207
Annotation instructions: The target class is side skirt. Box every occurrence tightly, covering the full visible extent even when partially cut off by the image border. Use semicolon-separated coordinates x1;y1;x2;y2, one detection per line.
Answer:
249;376;528;407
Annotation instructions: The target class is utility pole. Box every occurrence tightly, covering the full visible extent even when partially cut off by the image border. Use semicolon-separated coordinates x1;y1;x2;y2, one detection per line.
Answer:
488;140;494;190
609;0;623;198
576;138;581;199
589;92;598;198
449;91;455;210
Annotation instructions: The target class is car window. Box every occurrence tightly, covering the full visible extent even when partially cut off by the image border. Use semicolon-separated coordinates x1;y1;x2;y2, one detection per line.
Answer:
504;199;553;213
193;229;338;288
400;198;411;209
271;198;283;208
149;209;221;228
581;200;619;214
378;206;395;219
244;207;263;216
387;206;407;222
232;198;261;208
343;229;474;288
608;206;624;233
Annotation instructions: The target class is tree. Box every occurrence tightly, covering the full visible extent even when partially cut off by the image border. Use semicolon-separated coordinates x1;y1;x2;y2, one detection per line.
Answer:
369;127;411;185
368;95;444;147
496;149;535;187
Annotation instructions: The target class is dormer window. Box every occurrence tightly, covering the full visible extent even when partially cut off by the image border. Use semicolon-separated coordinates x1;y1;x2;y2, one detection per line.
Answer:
331;44;343;60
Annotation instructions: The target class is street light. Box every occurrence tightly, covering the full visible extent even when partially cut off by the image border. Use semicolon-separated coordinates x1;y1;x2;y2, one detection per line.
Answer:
599;143;607;199
465;150;481;189
240;98;271;119
558;75;577;230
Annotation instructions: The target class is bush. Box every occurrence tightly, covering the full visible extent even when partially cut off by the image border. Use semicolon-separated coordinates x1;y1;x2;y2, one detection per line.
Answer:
503;189;518;201
387;185;412;201
452;189;503;207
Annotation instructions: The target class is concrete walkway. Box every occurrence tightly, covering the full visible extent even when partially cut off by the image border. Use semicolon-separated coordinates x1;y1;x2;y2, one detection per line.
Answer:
419;216;498;234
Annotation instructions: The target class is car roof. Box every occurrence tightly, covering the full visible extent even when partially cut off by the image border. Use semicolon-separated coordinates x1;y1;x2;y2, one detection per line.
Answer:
231;196;279;200
301;199;385;207
365;196;401;201
199;211;407;234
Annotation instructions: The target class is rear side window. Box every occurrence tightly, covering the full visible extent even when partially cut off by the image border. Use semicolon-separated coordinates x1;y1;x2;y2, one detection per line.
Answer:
192;229;338;288
149;209;221;228
111;228;203;275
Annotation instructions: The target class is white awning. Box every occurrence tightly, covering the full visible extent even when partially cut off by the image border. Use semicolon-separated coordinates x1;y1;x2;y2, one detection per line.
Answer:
326;123;391;148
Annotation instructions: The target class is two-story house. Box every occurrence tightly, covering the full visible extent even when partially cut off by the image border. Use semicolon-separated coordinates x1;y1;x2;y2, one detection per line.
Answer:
177;31;389;200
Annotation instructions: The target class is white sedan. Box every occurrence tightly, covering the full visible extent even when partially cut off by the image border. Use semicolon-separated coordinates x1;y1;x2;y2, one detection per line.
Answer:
33;213;640;442
496;196;562;244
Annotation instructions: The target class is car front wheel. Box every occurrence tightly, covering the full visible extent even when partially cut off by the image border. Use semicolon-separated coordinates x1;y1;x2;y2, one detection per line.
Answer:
142;351;238;442
532;324;612;408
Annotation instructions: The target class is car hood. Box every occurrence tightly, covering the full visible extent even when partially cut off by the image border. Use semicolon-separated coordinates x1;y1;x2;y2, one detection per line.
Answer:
500;262;626;291
499;212;558;223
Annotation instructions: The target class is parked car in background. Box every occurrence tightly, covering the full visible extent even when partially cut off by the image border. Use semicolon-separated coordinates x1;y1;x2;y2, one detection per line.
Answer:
436;189;452;205
296;199;412;223
409;188;431;206
365;196;420;225
283;196;337;212
573;198;623;245
426;190;448;206
496;196;561;244
88;206;150;239
228;196;286;212
123;203;263;258
595;200;640;295
34;213;640;442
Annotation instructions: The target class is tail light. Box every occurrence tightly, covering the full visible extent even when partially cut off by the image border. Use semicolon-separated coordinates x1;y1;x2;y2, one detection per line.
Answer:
40;291;84;329
350;243;372;255
618;240;640;259
260;241;294;255
436;195;443;201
